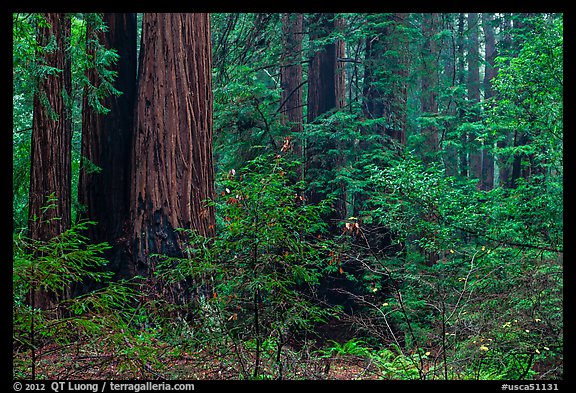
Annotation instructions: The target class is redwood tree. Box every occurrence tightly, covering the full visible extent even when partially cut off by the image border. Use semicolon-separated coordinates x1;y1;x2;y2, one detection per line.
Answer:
280;13;304;137
420;13;440;167
481;13;496;191
467;13;483;188
363;13;408;145
306;13;345;123
130;13;215;292
27;13;72;310
305;13;347;223
78;13;137;278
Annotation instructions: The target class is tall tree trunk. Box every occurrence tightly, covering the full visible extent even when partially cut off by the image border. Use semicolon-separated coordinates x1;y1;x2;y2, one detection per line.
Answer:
334;17;347;111
496;13;513;187
420;13;440;167
467;13;482;186
509;13;536;188
457;13;468;178
363;13;408;146
305;13;347;225
280;13;304;157
28;13;72;311
306;13;339;123
360;13;409;256
79;13;137;280
130;13;215;303
481;13;496;191
443;14;459;177
419;13;442;265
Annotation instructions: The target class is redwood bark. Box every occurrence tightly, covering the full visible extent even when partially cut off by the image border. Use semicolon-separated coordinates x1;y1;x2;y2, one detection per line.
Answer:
306;13;344;123
79;13;137;278
28;13;72;310
481;13;496;190
130;14;215;285
280;13;304;146
467;13;482;185
457;13;468;178
420;13;440;167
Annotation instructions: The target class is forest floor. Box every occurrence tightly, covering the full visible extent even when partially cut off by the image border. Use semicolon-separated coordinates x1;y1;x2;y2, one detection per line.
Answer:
14;343;381;380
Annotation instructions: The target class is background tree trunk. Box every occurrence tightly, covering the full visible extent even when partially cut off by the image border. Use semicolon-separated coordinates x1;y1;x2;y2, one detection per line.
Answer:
457;13;468;178
481;13;496;191
420;13;440;167
280;13;304;159
306;13;339;123
78;13;137;280
305;13;347;224
130;13;215;302
467;13;482;187
28;13;72;310
363;13;408;146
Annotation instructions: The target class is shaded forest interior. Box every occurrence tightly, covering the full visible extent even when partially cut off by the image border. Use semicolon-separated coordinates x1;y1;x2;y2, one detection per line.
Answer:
13;13;563;380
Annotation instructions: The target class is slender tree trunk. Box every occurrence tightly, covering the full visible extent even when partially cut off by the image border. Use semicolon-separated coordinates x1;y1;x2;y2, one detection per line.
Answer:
280;13;304;156
457;13;468;178
130;13;215;303
419;13;442;265
79;13;137;280
509;13;536;187
467;13;482;187
420;13;440;167
28;13;72;311
497;13;513;187
334;17;347;111
443;14;459;177
363;13;408;146
305;13;347;224
481;13;496;191
306;13;339;123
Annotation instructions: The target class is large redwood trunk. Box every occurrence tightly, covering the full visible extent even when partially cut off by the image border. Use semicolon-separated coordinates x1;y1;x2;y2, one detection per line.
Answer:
79;13;137;279
130;14;215;299
28;13;72;310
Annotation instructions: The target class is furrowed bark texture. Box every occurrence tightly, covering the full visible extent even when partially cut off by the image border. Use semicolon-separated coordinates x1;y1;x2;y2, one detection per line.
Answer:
28;13;72;310
306;13;345;123
79;13;137;278
131;13;215;281
280;13;304;136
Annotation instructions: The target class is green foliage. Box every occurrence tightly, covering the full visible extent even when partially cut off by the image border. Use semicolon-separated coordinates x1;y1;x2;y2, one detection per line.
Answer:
12;220;149;379
213;65;282;171
155;154;338;379
319;338;373;358
12;13;122;228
